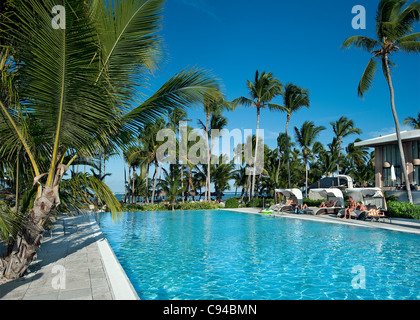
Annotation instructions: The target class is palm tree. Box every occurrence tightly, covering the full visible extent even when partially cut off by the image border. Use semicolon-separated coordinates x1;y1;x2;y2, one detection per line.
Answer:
235;70;283;199
341;0;420;203
403;112;420;129
281;83;310;188
294;121;326;196
0;0;219;280
201;92;235;202
330;116;361;186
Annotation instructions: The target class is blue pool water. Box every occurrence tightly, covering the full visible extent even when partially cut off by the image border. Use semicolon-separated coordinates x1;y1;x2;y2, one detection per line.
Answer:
96;210;420;300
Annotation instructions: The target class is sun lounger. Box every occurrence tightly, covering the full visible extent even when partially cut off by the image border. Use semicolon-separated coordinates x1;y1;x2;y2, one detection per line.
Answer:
336;208;366;220
364;207;391;223
304;200;342;216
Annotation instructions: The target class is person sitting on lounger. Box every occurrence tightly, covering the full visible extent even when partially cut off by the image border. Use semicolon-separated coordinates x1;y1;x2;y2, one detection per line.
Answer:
343;196;357;219
295;203;308;214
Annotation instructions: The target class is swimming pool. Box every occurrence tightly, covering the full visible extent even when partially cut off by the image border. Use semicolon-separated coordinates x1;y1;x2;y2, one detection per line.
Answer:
96;210;420;300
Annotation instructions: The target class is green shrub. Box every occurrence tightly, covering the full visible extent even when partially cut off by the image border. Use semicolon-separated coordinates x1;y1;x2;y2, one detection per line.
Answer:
387;201;420;220
303;198;326;207
225;198;239;208
246;198;263;207
177;202;222;210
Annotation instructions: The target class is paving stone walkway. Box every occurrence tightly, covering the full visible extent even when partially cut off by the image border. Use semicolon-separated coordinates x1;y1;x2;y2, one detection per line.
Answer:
0;214;131;300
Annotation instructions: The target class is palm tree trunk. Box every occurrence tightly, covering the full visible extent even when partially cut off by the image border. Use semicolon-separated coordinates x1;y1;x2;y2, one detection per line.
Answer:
123;161;127;203
305;158;308;198
151;162;158;205
337;138;341;187
181;164;184;203
205;112;210;202
251;107;260;199
145;162;150;204
15;152;19;213
132;167;136;204
384;54;413;204
0;164;68;280
285;114;291;188
127;164;131;204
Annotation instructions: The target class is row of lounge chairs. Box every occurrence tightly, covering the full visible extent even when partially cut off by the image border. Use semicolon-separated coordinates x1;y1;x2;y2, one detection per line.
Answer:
269;188;391;224
269;201;391;223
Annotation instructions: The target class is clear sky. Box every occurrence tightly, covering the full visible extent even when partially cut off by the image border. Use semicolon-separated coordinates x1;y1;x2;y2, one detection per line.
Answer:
105;0;420;193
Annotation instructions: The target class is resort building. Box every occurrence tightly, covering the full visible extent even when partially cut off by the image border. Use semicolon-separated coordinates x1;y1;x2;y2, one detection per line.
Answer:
355;130;420;203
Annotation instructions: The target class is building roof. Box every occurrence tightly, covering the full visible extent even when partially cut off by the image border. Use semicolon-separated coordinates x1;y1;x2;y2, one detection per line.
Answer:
354;130;420;148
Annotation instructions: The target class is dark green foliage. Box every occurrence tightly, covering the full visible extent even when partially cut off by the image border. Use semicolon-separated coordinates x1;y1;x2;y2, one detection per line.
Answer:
225;197;239;208
387;201;420;220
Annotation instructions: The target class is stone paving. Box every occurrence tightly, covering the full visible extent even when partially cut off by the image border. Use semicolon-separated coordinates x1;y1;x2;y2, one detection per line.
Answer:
0;214;134;300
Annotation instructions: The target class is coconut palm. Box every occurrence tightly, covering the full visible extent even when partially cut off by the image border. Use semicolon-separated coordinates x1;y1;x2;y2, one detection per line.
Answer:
281;83;310;188
0;0;219;280
201;92;235;202
294;121;326;196
330;116;361;186
403;112;420;129
341;0;420;203
235;70;283;199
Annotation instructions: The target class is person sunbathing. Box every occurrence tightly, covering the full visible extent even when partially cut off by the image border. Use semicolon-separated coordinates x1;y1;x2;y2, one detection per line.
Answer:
284;199;292;206
295;203;308;214
367;208;385;218
343;196;357;219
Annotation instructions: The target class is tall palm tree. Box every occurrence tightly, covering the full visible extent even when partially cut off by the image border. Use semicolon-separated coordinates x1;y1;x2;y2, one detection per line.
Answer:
330;116;361;186
0;0;219;280
235;70;283;199
403;112;420;129
201;93;235;202
341;0;420;203
281;83;310;188
294;121;326;196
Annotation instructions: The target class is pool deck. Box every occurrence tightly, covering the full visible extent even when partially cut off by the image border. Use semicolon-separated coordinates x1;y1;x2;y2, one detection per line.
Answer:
1;208;419;300
0;214;139;300
226;208;420;235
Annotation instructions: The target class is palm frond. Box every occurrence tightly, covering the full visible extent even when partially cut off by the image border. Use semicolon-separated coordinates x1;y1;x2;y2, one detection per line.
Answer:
341;36;380;52
122;67;220;129
91;0;165;105
358;58;378;98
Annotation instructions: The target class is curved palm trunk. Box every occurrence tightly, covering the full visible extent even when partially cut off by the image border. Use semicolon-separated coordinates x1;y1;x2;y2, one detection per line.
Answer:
0;164;67;280
251;107;260;199
383;54;413;204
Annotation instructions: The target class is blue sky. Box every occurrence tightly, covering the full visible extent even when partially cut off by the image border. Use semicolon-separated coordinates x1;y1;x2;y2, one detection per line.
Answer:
105;0;420;193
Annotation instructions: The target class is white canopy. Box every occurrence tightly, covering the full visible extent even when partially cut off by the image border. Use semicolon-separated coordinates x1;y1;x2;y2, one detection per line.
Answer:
344;188;387;209
309;188;345;208
274;188;303;205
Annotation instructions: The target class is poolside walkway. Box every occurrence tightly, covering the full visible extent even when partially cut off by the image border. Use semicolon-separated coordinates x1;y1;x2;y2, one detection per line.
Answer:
0;214;139;300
